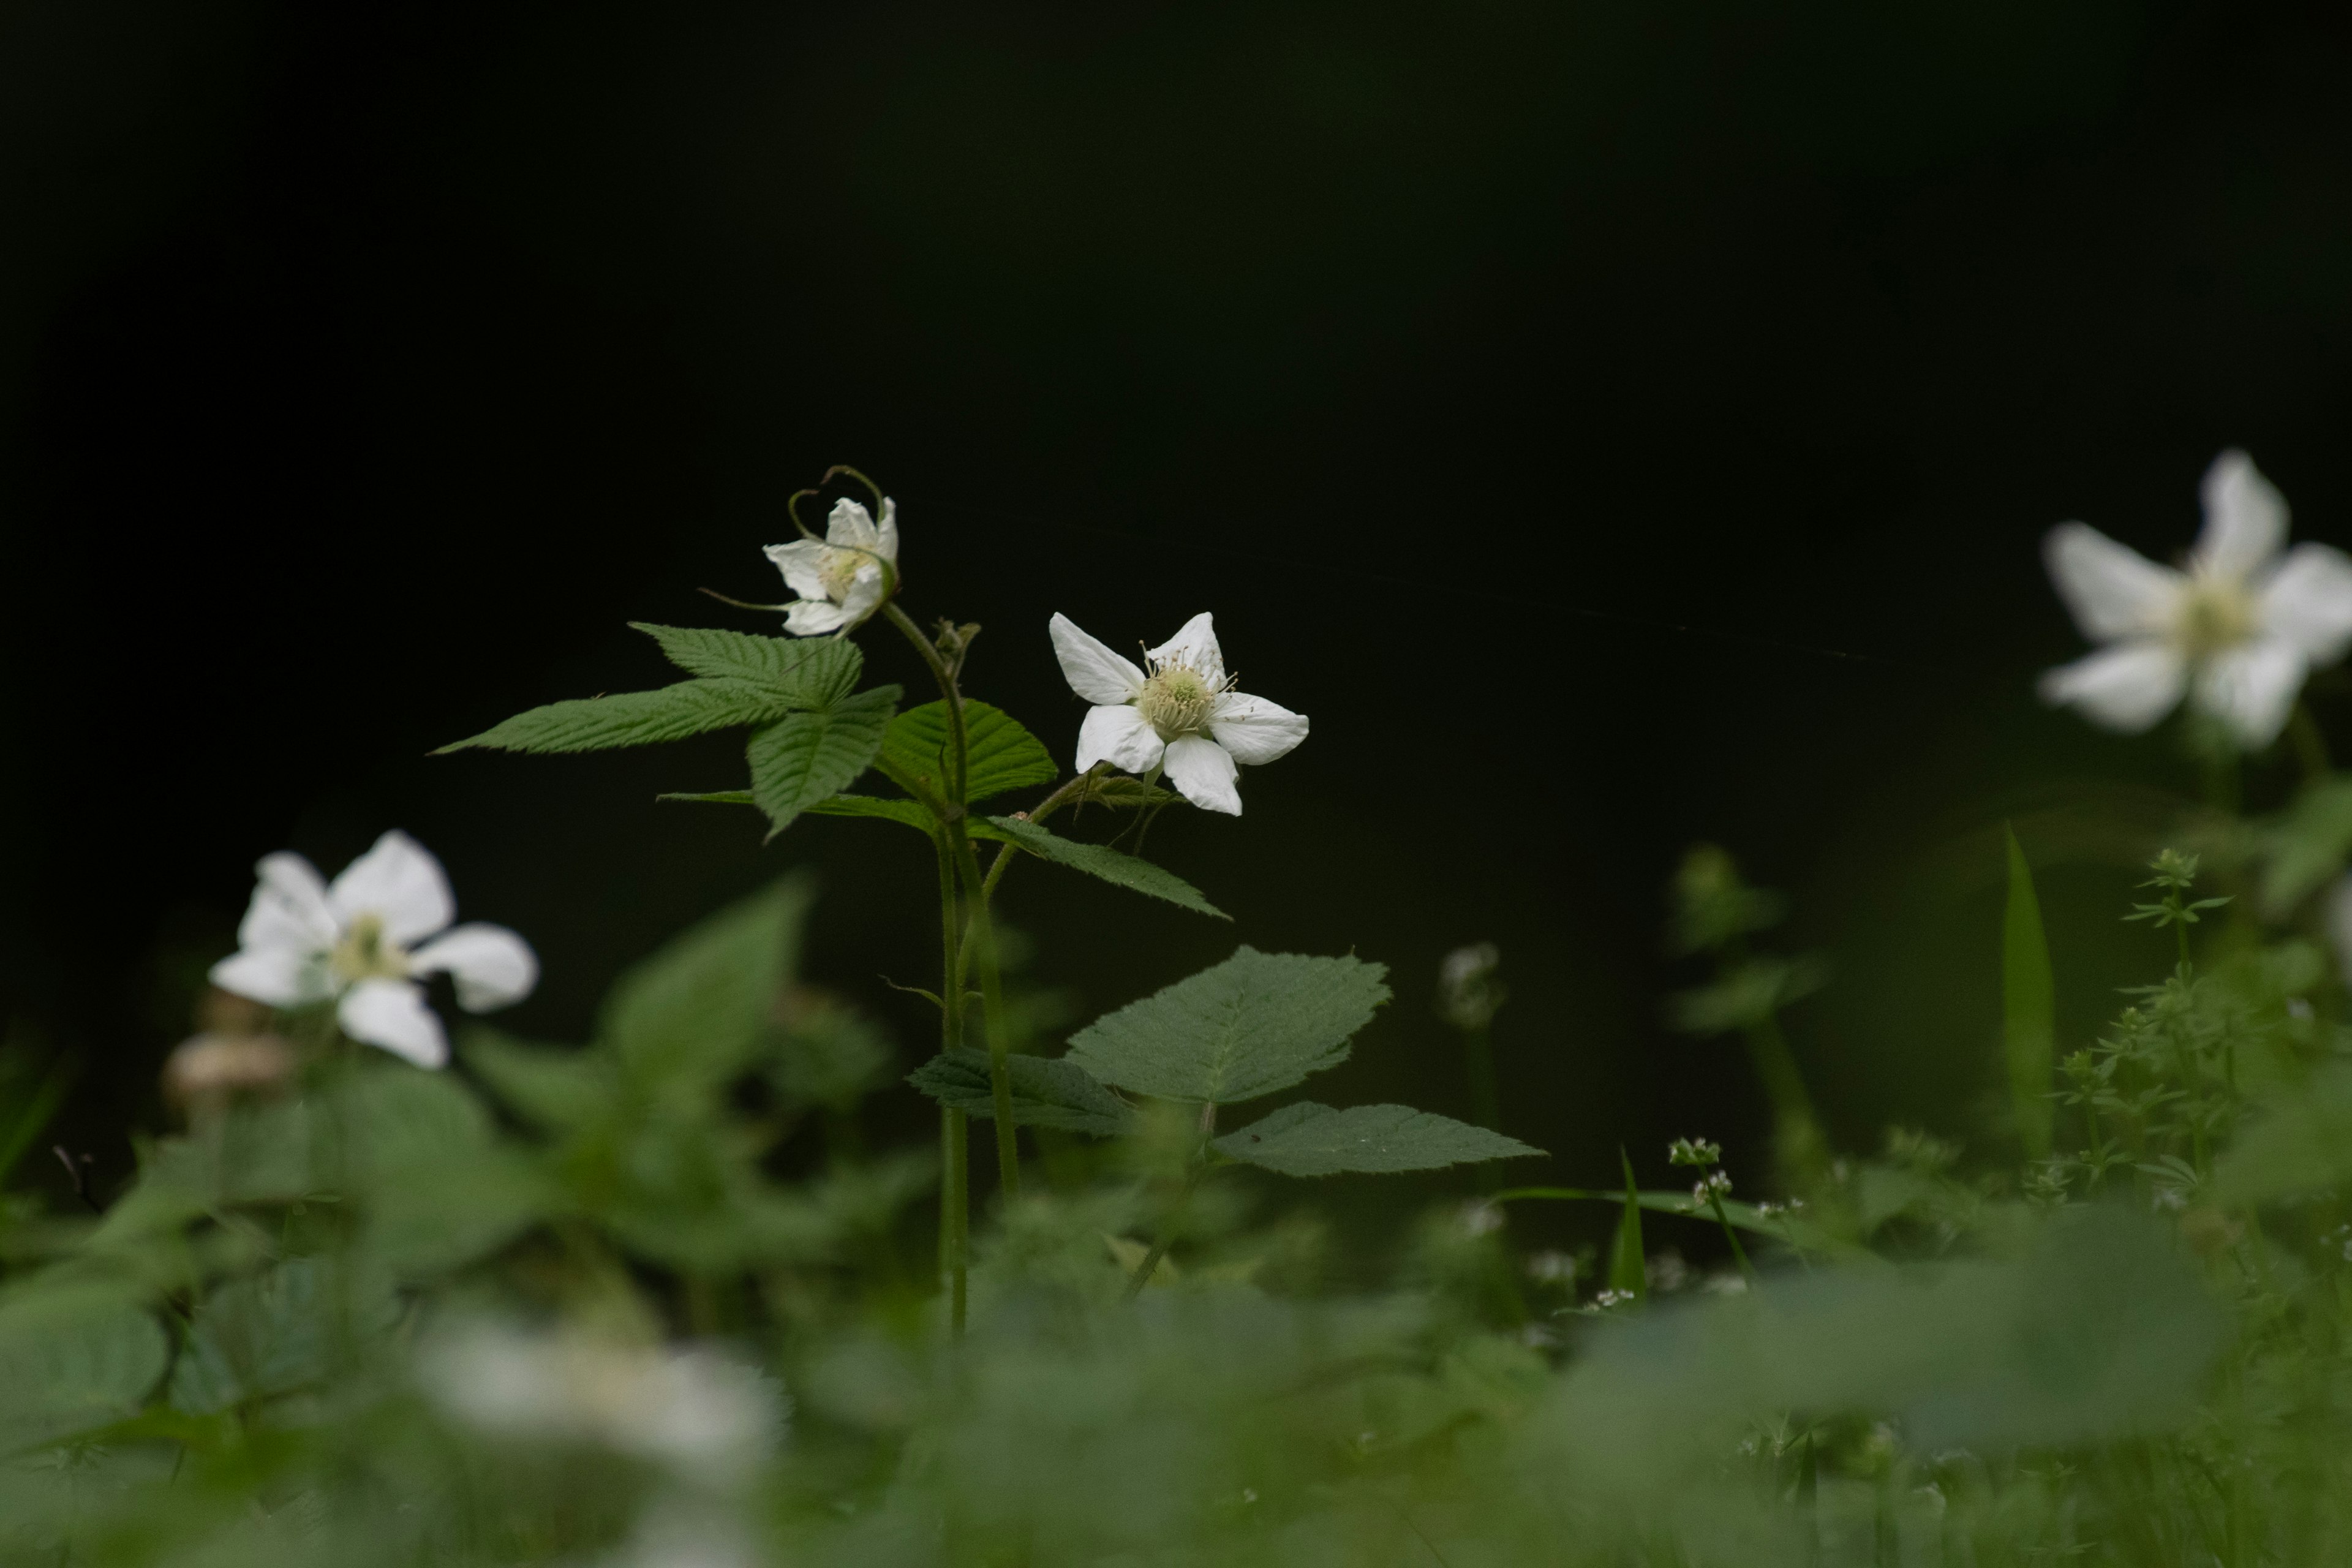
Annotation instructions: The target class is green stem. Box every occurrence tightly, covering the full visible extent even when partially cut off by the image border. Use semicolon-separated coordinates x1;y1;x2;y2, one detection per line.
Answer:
1124;1102;1216;1301
2289;700;2333;785
930;830;968;1332
1708;1189;1758;1284
955;832;1020;1199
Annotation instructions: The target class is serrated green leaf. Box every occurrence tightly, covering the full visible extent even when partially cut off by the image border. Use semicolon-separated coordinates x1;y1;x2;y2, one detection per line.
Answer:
169;1259;399;1415
906;1047;1136;1137
438;679;791;755
1065;948;1390;1105
336;1065;549;1276
0;1287;168;1449
880;699;1057;804
986;816;1226;919
631;622;861;703
748;685;901;837
1212;1102;1541;1176
599;876;813;1087
1608;1149;1646;1300
462;1028;618;1134
664;789;757;806
2003;824;2056;1160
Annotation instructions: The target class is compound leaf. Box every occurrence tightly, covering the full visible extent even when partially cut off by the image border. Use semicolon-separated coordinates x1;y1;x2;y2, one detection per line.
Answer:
439;679;791;755
631;623;861;704
880;700;1057;804
986;816;1226;919
748;685;901;837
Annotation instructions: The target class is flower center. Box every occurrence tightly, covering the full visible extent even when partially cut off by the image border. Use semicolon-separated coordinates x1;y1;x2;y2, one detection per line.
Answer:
2174;576;2258;659
329;912;411;986
818;548;869;601
1137;666;1218;740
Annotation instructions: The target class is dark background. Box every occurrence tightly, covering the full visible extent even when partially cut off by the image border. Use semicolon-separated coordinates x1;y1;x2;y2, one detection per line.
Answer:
6;1;2350;1250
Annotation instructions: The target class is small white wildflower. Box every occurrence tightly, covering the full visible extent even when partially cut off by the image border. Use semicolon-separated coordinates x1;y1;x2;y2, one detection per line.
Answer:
1646;1251;1690;1293
1048;611;1307;816
2041;450;2352;747
1525;1249;1577;1285
1593;1288;1635;1309
1457;1199;1504;1238
1437;943;1505;1030
1691;1170;1733;1204
210;831;535;1068
764;497;899;636
1702;1273;1749;1295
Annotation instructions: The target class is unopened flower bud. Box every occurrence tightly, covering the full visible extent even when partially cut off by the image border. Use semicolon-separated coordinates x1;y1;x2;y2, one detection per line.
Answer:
1436;943;1504;1031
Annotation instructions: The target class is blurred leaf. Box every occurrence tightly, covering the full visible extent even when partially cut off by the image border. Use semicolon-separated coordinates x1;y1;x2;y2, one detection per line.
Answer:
1065;948;1390;1105
630;622;861;703
1494;1186;1856;1257
907;1047;1135;1137
339;1067;549;1276
600;876;812;1088
2003;824;2056;1160
1608;1150;1646;1301
2212;1065;2352;1204
1665;954;1829;1035
1104;1234;1178;1288
772;997;895;1112
436;679;794;754
2259;777;2352;916
0;1285;167;1450
747;685;902;837
462;1029;617;1134
986;816;1227;919
1212;1102;1541;1175
0;1046;74;1189
880;699;1057;804
168;1259;398;1416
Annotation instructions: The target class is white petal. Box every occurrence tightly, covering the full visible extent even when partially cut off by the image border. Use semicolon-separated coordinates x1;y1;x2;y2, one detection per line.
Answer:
209;945;329;1008
1147;612;1224;684
337;979;448;1068
836;560;886;622
2043;523;2182;642
875;497;899;562
2195;637;2307;748
328;831;455;946
2328;877;2352;985
2195;449;2288;580
2037;641;2187;733
1077;704;1165;774
1163;736;1242;816
1049;614;1145;704
1208;692;1309;766
410;923;539;1012
826;499;878;550
783;599;853;636
2258;543;2352;664
238;851;340;956
764;540;832;602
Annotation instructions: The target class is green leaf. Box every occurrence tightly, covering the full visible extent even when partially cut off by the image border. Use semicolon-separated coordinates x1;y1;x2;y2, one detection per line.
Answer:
805;794;1014;841
986;816;1227;919
438;679;793;755
168;1260;399;1416
2003;824;2056;1160
337;1066;550;1276
2260;777;2352;916
880;699;1057;803
600;875;813;1087
664;789;756;806
1607;1148;1646;1300
747;685;901;837
0;1286;168;1449
463;1029;617;1134
1211;1102;1542;1176
631;622;861;703
1063;947;1390;1105
1492;1186;1858;1257
905;1047;1136;1137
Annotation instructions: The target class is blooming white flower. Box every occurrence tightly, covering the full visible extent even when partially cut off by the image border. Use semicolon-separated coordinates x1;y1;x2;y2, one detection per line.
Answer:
421;1324;781;1488
1047;611;1307;816
209;830;536;1069
2041;450;2352;747
763;497;899;636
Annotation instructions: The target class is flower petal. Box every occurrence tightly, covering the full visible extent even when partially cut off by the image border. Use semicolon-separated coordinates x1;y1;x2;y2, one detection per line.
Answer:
2195;449;2288;580
411;922;539;1012
2259;543;2352;665
2037;641;2187;733
209;945;328;1008
2195;636;2307;748
328;831;455;946
238;851;339;956
784;598;853;636
1163;736;1242;815
836;560;886;622
826;499;878;550
1209;692;1309;766
337;979;448;1068
764;540;832;602
2043;523;2181;642
875;497;899;562
1147;612;1224;684
1050;614;1145;704
1077;704;1165;774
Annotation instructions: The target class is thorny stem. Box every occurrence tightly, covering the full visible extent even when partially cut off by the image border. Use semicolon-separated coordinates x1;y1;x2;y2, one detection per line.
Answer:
1124;1102;1217;1302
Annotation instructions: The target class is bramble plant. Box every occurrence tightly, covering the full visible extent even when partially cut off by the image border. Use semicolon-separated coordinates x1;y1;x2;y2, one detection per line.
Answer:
15;453;2352;1563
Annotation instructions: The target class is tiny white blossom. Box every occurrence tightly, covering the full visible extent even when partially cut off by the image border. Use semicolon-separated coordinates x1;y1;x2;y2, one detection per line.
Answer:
1047;611;1308;816
763;497;899;636
209;831;536;1069
2041;450;2352;747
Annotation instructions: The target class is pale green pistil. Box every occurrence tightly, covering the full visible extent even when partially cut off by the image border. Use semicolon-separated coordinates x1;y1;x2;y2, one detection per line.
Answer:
329;912;410;986
2174;578;2257;660
1137;667;1216;741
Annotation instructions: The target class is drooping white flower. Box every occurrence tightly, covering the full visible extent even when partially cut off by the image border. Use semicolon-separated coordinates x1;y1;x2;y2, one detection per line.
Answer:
209;830;536;1069
1047;611;1308;816
421;1324;781;1488
763;497;899;636
2040;450;2352;747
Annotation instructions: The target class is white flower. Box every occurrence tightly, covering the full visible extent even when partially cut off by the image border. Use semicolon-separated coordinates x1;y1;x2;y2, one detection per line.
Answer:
208;830;537;1068
763;497;899;636
421;1324;781;1488
2040;450;2352;747
1047;611;1308;816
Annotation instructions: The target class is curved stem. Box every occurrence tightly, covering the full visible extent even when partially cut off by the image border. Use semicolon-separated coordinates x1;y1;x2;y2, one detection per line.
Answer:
1124;1101;1218;1301
979;765;1105;903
